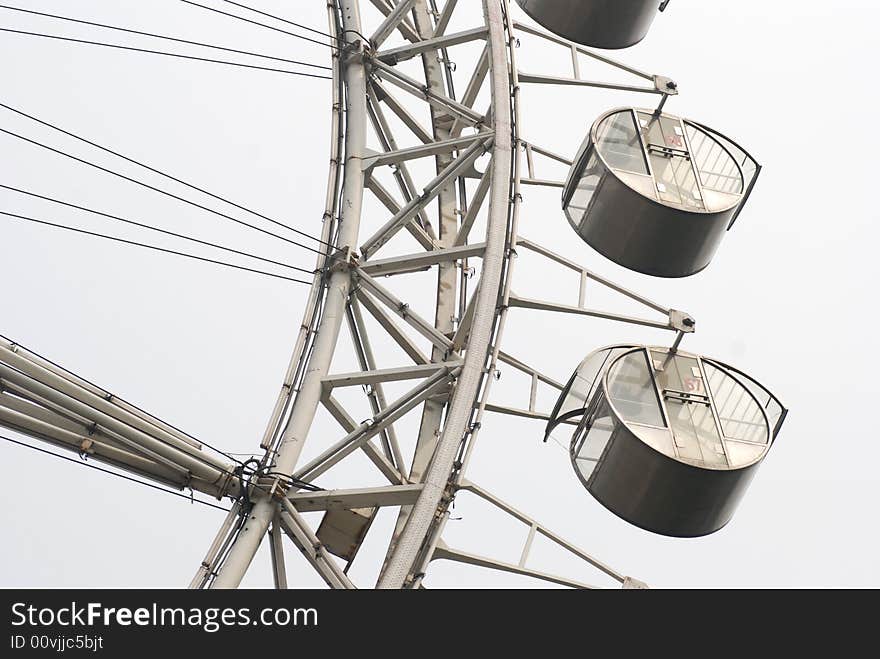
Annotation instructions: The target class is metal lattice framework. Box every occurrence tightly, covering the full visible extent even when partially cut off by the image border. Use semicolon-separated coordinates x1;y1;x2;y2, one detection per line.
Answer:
0;0;701;589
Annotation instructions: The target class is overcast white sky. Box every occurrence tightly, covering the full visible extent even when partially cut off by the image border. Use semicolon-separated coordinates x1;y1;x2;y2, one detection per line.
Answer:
1;0;878;589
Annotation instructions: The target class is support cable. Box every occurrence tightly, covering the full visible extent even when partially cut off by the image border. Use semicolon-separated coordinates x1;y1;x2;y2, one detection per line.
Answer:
0;4;331;70
0;126;331;256
0;433;231;512
0;28;332;79
179;1;338;50
0;183;316;276
0;209;314;285
0;101;333;249
219;0;339;41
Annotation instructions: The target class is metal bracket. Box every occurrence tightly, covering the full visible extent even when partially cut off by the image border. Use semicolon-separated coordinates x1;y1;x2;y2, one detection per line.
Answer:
669;309;696;333
654;75;679;95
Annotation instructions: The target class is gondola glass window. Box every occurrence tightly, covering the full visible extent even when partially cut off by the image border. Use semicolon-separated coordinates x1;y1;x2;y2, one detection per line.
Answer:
563;108;761;277
547;345;786;537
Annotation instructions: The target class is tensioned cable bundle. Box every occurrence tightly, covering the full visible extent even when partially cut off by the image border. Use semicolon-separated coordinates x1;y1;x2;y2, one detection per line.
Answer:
179;0;339;50
0;210;314;285
219;0;340;41
0;28;332;79
0;4;331;71
0;126;332;256
0;433;232;512
0;102;334;250
0;183;316;276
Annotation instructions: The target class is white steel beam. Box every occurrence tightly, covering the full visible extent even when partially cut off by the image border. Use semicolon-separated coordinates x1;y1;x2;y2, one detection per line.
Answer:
361;242;485;276
458;480;626;583
363;132;492;171
364;174;436;251
356;272;454;352
377;26;488;64
370;0;419;49
0;400;195;488
294;366;457;482
511;20;656;81
521;177;564;188
0;379;191;478
507;294;675;331
371;59;485;126
0;362;233;487
432;544;600;589
378;0;469;575
322;361;462;390
368;0;420;43
482;403;564;424
289;484;424;512
360;136;491;258
0;344;214;463
321;394;407;485
433;0;458;37
278;501;355;590
454;162;492;246
497;350;566;390
517;71;661;95
450;282;478;352
370;80;433;145
365;86;436;238
517;237;673;315
450;44;489;137
519;140;573;167
269;514;288;589
355;289;431;365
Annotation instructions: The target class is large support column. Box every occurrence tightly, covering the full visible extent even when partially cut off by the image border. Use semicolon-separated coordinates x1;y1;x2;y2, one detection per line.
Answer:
210;0;368;589
378;0;513;588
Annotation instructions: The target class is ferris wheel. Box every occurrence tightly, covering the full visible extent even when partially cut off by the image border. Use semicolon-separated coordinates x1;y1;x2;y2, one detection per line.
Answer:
0;0;787;589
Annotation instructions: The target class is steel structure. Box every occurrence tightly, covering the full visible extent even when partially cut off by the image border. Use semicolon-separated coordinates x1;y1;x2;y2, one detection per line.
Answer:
0;0;768;589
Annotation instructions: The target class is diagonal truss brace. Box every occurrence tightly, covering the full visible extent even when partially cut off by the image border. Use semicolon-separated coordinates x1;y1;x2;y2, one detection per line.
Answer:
369;79;433;145
377;26;489;64
365;82;436;244
364;174;436;251
355;289;431;365
427;480;640;589
512;237;696;334
355;270;455;353
360;136;492;258
363;131;492;171
508;295;678;331
517;72;666;95
289;484;424;512
321;394;408;486
278;498;356;589
370;0;420;49
361;242;485;277
370;58;486;127
298;365;459;482
322;361;463;391
512;19;678;99
432;544;601;589
367;0;421;43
